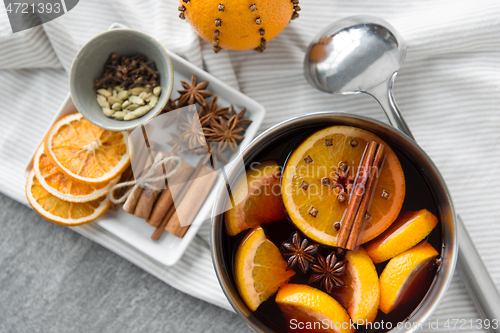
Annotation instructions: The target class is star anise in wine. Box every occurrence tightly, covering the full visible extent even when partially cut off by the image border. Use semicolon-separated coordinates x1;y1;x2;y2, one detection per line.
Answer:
177;74;212;107
224;105;253;127
199;95;229;126
282;232;319;273
203;115;245;152
309;252;347;293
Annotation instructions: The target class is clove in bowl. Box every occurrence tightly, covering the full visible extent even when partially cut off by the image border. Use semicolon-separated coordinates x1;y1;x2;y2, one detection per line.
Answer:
69;28;174;131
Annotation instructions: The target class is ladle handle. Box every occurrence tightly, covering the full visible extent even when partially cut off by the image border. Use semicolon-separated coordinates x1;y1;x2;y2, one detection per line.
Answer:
368;73;500;332
457;215;500;333
366;72;415;140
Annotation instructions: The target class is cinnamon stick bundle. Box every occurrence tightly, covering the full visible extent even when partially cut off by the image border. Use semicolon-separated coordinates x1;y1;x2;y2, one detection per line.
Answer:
151;206;176;241
337;141;378;249
151;158;207;241
133;152;174;219
123;144;156;214
109;165;134;211
165;157;218;238
151;155;216;240
345;144;385;250
147;159;195;228
110;132;153;211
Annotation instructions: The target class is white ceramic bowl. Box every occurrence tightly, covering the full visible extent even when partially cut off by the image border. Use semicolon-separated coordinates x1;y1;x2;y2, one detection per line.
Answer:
69;28;174;131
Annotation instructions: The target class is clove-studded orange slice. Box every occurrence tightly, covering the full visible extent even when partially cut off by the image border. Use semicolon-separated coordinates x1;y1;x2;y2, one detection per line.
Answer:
44;113;131;185
281;126;405;247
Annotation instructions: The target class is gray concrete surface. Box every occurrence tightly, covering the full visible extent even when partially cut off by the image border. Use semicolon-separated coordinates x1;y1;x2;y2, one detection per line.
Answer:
0;193;251;333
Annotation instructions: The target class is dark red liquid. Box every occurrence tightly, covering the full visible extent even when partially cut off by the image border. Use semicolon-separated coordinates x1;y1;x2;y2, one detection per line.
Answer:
221;126;443;333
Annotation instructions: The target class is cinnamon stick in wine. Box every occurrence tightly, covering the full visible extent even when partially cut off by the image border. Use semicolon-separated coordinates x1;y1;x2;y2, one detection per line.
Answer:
147;159;195;228
133;152;173;219
337;141;378;249
345;144;385;251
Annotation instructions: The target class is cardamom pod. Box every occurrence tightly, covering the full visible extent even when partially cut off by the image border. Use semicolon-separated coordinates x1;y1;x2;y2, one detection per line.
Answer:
128;96;145;105
97;95;110;109
153;86;162;96
113;111;126;120
97;89;112;97
111;102;122;111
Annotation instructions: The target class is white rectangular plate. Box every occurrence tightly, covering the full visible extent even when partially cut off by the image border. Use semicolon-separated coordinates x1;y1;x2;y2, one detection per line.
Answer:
25;23;266;266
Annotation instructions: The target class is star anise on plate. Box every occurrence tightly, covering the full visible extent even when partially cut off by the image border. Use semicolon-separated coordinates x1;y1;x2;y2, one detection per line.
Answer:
162;98;181;113
203;115;245;152
177;74;212;107
282;232;319;273
162;99;188;127
177;112;207;152
224;105;253;127
309;252;347;293
208;145;229;169
167;133;186;154
199;95;229;126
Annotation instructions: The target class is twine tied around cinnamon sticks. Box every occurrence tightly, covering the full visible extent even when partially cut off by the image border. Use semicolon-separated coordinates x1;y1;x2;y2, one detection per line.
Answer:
108;154;182;205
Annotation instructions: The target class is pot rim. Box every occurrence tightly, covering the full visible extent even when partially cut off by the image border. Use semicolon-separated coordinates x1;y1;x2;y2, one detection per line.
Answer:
211;111;458;333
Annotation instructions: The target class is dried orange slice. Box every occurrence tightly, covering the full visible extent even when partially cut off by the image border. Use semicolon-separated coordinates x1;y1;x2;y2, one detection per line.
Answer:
276;284;354;333
25;170;110;226
225;161;287;236
44;113;131;184
282;126;405;247
235;226;295;311
34;143;119;203
365;209;438;264
379;241;438;314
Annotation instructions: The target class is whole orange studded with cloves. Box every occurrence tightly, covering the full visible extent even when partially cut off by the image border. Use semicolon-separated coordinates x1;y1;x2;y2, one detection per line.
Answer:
178;0;300;52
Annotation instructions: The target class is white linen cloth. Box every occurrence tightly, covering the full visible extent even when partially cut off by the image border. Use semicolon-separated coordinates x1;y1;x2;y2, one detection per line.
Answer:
1;0;500;331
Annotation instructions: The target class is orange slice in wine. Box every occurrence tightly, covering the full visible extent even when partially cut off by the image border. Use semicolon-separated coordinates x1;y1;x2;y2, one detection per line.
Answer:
379;241;438;314
276;284;354;333
345;248;380;324
225;161;287;236
365;209;438;263
281;126;405;247
234;226;295;311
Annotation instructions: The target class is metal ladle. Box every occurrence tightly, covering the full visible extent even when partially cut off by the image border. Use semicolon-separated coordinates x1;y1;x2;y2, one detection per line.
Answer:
304;15;500;331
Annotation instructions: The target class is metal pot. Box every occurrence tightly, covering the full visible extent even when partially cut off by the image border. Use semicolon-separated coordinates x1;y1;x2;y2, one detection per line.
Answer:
211;112;457;333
